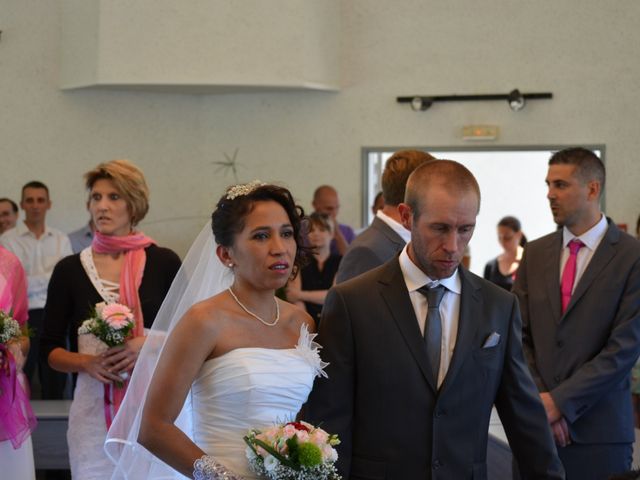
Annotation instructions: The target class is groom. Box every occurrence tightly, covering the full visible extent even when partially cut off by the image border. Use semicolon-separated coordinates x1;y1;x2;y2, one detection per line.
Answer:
305;160;564;479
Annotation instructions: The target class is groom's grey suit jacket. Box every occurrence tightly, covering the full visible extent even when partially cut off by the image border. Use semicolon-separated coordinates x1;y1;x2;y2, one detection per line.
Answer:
306;257;564;479
513;220;640;446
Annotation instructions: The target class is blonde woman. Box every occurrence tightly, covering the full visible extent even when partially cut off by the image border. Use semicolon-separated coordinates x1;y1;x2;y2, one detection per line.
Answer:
41;160;180;479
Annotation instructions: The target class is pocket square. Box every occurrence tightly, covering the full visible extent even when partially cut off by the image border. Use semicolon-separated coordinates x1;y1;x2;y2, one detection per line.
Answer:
482;332;501;348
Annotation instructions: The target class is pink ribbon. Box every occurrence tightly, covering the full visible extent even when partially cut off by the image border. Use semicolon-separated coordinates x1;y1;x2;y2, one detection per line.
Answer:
0;344;36;449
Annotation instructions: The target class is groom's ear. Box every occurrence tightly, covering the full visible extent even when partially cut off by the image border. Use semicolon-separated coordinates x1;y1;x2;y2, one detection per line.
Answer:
398;203;413;231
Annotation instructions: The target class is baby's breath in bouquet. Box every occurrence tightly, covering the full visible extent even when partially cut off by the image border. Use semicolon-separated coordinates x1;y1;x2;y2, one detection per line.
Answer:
244;421;341;480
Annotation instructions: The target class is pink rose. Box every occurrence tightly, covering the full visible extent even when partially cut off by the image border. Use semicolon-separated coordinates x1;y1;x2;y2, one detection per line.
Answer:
102;303;134;329
295;430;310;443
310;429;329;445
282;424;296;439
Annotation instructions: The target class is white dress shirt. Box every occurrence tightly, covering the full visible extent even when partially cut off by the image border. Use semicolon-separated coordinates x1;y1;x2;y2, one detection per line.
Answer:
399;244;461;387
560;214;608;293
0;222;72;309
376;209;411;243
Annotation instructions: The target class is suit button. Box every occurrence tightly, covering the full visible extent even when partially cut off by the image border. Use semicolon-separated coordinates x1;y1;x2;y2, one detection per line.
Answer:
554;375;561;383
432;459;442;469
557;340;564;348
434;409;446;418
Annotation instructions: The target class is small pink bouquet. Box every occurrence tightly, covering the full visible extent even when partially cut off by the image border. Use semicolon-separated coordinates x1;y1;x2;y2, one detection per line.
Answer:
244;421;341;480
78;302;135;348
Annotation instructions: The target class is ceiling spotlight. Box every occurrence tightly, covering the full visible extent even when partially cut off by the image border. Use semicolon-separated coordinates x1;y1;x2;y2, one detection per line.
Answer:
508;89;525;111
410;96;432;111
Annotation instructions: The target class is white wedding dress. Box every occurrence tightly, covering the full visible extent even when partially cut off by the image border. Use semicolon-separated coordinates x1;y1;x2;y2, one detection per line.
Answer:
108;325;326;480
191;326;325;479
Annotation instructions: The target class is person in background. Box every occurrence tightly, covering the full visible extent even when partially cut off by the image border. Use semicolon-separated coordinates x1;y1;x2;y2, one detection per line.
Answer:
0;198;19;234
286;212;341;327
41;159;181;479
513;147;640;478
0;181;72;399
0;245;36;479
335;150;435;283
312;185;355;256
483;215;527;291
68;219;95;254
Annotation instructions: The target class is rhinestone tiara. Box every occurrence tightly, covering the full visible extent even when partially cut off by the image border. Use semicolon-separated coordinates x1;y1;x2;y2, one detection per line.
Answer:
225;180;266;200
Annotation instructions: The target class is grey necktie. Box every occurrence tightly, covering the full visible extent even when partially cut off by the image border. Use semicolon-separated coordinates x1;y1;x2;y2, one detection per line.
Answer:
418;284;446;386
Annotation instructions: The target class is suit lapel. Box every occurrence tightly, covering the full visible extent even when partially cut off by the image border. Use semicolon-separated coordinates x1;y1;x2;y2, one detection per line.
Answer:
378;259;437;392
439;268;482;393
544;232;564;324
564;221;618;316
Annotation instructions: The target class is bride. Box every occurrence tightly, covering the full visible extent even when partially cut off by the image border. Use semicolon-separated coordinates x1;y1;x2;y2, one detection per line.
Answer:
106;182;325;479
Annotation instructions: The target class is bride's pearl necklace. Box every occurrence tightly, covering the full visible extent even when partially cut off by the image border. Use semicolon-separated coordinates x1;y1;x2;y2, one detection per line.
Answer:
228;287;280;327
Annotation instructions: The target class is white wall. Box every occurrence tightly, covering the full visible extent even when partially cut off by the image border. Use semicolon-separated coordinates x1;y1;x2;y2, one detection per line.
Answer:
1;1;639;256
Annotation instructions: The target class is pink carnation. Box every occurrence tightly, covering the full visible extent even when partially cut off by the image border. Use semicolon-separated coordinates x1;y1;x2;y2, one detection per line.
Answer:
102;303;134;329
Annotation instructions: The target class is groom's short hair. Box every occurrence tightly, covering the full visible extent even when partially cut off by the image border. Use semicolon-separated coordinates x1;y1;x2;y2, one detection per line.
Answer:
404;159;481;218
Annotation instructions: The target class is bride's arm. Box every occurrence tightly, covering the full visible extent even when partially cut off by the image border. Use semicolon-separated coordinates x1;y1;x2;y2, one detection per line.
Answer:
138;304;222;478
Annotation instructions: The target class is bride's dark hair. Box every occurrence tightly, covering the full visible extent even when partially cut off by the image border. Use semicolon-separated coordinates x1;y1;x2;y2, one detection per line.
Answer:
212;183;311;273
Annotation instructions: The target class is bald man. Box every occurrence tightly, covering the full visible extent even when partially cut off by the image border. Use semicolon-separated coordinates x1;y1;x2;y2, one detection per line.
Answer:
312;185;355;256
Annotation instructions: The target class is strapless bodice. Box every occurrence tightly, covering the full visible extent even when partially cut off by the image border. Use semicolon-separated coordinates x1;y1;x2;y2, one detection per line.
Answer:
191;327;325;479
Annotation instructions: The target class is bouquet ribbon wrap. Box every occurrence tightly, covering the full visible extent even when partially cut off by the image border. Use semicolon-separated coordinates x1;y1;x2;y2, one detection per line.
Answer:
0;344;36;449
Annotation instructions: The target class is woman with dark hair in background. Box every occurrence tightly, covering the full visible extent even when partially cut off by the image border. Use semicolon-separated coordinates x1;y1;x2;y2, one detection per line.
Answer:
286;212;341;326
41;159;181;479
483;215;527;291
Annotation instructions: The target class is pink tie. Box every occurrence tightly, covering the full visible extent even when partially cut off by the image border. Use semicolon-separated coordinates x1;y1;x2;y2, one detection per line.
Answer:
561;239;584;313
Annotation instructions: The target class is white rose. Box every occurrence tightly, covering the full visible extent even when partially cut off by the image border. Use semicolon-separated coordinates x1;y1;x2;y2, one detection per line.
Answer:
263;454;279;472
95;302;106;316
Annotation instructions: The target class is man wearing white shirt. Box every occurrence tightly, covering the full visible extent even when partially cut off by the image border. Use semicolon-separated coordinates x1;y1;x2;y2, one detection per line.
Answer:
335;149;435;283
307;160;563;479
0;181;72;399
514;147;640;478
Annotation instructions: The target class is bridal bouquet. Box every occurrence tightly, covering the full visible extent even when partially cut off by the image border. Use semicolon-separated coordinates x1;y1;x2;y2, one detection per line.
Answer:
0;310;22;380
78;302;135;348
244;421;341;480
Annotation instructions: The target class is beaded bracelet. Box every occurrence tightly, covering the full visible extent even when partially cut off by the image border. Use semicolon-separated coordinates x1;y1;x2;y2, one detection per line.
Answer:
193;455;243;480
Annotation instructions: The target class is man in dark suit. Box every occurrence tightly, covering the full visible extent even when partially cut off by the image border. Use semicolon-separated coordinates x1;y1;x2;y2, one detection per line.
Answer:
513;147;640;479
306;160;564;479
336;149;435;284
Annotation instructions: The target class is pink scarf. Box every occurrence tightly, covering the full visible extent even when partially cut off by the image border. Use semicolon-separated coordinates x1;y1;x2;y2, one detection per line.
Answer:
91;231;155;426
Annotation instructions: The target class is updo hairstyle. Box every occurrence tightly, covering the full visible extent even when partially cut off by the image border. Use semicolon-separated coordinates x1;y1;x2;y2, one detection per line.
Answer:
84;159;150;226
211;184;311;273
